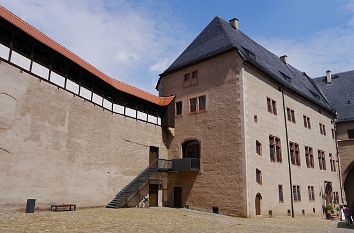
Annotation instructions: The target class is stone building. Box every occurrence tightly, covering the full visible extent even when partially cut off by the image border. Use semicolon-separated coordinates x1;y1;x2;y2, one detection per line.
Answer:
315;70;354;214
157;17;341;217
0;7;343;217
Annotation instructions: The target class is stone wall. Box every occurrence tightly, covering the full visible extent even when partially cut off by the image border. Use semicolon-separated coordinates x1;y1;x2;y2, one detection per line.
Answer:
243;65;340;217
0;61;167;211
158;52;246;216
336;121;354;208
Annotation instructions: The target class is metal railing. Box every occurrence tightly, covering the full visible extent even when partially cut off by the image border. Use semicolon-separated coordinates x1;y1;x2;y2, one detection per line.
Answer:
172;158;200;171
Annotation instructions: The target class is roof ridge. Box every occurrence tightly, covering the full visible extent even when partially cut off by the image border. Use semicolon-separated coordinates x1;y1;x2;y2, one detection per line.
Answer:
0;6;173;106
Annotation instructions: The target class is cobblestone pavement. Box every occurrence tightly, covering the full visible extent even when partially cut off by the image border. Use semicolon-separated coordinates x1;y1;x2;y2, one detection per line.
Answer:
0;207;346;233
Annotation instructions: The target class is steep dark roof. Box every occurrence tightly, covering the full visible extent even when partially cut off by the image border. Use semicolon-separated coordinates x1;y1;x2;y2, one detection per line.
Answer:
314;70;354;122
160;16;333;113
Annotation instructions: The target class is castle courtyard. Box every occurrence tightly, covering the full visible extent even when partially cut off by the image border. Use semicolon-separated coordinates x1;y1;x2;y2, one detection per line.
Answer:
0;207;352;233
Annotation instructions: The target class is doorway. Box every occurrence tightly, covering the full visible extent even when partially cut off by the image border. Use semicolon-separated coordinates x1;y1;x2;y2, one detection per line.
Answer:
173;187;182;208
149;146;159;165
182;140;200;159
149;184;159;207
324;181;333;204
255;193;262;215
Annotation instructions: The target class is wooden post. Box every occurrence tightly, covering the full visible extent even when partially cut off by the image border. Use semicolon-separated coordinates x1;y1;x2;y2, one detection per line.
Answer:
29;46;34;72
48;55;53;81
8;31;15;62
78;73;82;96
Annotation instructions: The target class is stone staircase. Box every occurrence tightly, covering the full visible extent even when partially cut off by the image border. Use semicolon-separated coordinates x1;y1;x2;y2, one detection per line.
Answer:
106;159;172;208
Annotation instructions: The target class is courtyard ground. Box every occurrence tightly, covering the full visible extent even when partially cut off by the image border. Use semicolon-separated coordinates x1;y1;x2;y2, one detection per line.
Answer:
0;207;352;233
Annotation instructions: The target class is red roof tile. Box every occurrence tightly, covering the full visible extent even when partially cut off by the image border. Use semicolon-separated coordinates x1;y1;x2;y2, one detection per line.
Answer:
0;6;174;106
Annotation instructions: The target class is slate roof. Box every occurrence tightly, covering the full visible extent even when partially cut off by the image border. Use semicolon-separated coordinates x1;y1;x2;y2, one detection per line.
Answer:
0;6;174;106
314;71;354;122
160;16;334;113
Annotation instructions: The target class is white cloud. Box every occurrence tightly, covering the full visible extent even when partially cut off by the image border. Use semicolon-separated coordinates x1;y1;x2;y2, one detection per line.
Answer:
149;58;174;73
258;0;354;78
0;0;190;94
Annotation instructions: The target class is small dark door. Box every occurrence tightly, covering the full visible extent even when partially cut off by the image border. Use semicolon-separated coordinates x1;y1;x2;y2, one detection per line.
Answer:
182;140;200;159
255;193;262;215
149;184;159;207
149;146;159;165
173;187;182;208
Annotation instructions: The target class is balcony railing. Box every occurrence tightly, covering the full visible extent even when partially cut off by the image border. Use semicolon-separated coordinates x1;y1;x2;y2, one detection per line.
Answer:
157;159;173;171
172;158;200;171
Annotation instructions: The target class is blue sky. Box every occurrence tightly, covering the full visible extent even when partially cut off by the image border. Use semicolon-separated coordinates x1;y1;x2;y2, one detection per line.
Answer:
1;0;354;94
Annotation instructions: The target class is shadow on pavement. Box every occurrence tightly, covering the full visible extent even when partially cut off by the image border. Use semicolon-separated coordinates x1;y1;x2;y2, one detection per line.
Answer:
336;221;354;229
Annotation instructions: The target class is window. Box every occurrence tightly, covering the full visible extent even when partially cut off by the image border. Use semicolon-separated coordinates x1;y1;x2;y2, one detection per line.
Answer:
256;169;262;185
293;185;301;202
189;95;206;113
183;71;198;87
267;97;277;115
347;129;354;139
256;141;262;156
287;108;296;123
331;129;335;139
305;146;314;168
290;142;300;166
190;98;197;113
192;71;198;79
303;115;311;129
330;154;336;172
176;101;182;115
318;150;326;170
278;185;284;203
308;186;315;201
319;123;326;136
198;95;206;111
269;135;282;163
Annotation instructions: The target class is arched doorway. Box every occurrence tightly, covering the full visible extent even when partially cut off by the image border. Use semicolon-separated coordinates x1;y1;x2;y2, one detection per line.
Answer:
182;140;200;159
324;182;333;204
344;164;354;214
255;193;262;216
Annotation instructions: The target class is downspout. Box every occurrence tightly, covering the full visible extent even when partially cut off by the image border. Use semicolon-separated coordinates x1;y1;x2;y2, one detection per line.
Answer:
281;87;294;218
334;122;344;204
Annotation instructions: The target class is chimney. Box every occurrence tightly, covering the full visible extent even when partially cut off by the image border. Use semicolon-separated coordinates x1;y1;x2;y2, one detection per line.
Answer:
229;18;239;30
280;55;288;64
326;70;332;84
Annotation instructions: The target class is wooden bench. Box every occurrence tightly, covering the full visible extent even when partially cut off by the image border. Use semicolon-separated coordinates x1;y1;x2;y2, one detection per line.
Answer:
50;204;76;211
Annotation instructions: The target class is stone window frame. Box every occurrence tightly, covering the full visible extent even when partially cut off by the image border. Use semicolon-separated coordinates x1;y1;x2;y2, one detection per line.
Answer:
175;101;183;116
289;142;300;166
308;186;315;201
329;153;336;172
305;146;314;168
286;107;296;123
318;150;326;170
319;123;326;136
267;97;277;115
278;184;284;203
269;135;282;163
256;169;262;185
292;185;301;202
256;140;262;157
188;94;207;114
303;115;311;129
183;70;198;88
